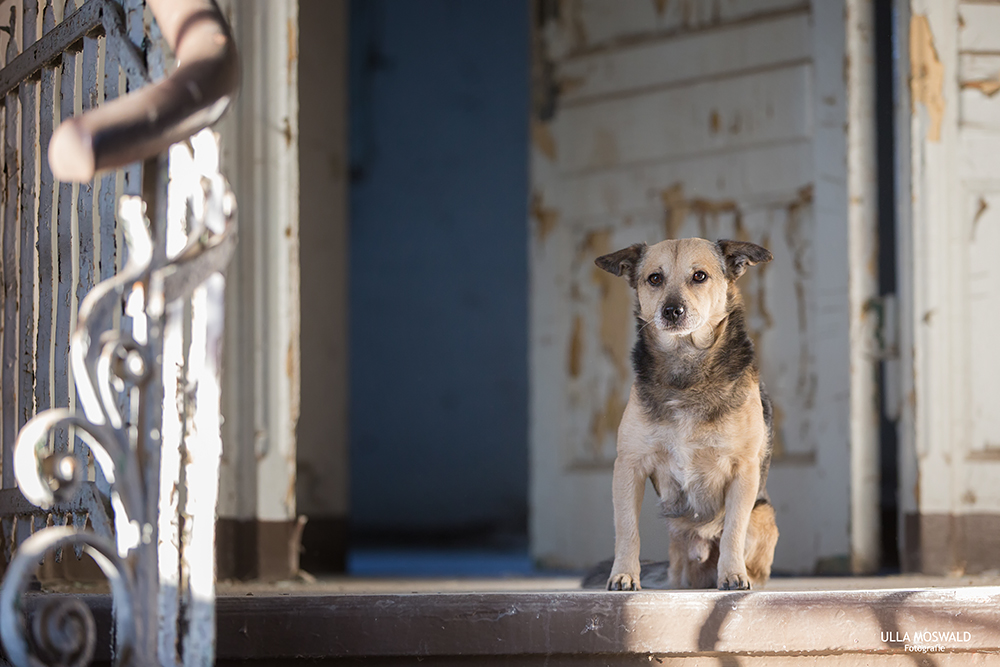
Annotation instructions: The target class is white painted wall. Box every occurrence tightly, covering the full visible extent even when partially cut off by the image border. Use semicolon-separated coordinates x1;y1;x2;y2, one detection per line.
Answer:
530;0;880;574
898;0;1000;573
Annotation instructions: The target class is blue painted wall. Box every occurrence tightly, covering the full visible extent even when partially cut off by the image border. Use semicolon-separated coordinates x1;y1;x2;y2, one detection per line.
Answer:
348;0;530;538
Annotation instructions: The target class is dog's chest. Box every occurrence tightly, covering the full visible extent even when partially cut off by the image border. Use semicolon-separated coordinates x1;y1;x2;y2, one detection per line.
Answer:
643;420;734;511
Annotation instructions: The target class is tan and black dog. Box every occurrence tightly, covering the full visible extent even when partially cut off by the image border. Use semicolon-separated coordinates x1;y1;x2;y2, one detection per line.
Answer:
594;238;778;591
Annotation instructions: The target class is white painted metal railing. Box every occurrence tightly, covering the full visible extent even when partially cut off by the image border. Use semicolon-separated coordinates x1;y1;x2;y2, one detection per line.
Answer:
0;0;147;572
0;0;239;665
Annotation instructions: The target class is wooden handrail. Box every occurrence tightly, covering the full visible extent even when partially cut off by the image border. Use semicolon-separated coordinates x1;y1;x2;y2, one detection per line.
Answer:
47;0;239;182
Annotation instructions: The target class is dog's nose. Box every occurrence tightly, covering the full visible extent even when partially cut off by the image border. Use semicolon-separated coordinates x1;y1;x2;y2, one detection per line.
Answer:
663;303;685;323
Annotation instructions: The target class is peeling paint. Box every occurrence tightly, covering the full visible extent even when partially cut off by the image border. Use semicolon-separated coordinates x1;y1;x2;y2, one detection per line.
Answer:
689;197;740;239
559;76;587;97
909;14;945;143
287;17;297;82
529;0;865;570
747;232;774;332
680;0;695;27
586;230;632;380
563;228;638;462
560;0;588;52
962;77;1000;97
785;185;816;414
771;400;786;459
660;182;741;241
532;119;557;161
661;183;688;240
972;196;988;241
531;3;560;122
568;314;584;378
531;192;559;243
590;386;626;446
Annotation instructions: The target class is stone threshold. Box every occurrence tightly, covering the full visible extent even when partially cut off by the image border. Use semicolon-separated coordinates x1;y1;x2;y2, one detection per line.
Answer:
22;576;1000;665
212;587;1000;663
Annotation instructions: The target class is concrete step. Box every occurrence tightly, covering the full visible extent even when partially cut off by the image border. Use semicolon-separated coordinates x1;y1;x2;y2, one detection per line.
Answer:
211;582;1000;665
25;576;1000;665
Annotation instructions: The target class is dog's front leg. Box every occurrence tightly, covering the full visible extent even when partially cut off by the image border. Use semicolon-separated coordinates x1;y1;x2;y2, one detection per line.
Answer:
717;458;760;590
608;457;645;590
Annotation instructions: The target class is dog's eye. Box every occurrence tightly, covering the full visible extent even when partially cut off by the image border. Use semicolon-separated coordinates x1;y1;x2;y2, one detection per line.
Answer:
647;273;663;286
692;270;708;283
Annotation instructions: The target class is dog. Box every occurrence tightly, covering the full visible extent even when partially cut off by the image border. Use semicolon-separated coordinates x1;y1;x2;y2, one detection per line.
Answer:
594;238;778;591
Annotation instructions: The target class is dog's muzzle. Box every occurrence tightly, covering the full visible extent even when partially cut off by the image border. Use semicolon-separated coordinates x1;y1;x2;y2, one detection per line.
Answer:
662;302;686;325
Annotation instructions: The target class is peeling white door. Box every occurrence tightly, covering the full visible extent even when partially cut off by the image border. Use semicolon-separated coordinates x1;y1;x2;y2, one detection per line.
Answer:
898;0;1000;574
529;0;881;575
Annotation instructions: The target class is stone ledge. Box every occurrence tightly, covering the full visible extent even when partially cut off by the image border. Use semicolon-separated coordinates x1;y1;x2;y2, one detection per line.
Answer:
215;588;1000;661
17;587;1000;664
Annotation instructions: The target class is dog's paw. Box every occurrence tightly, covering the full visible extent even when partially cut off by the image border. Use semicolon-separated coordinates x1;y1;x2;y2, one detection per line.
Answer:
607;572;641;591
718;571;751;591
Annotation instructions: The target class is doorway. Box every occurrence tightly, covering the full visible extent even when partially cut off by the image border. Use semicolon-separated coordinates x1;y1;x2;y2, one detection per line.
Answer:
347;0;532;573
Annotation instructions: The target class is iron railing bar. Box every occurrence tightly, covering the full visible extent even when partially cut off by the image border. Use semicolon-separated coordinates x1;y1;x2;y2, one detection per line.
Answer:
121;0;142;198
35;0;56;441
0;483;112;522
52;0;76;458
98;37;118;286
18;0;40;437
101;0;147;92
0;0;99;98
2;9;21;490
13;516;30;556
49;0;239;183
96;34;118;496
0;0;146;102
75;32;98;374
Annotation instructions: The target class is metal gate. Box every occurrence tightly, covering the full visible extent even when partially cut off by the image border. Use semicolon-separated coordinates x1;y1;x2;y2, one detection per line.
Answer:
0;0;238;664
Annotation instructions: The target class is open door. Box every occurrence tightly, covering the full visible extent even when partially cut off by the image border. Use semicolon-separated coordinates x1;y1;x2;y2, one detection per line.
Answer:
529;0;883;574
898;0;1000;574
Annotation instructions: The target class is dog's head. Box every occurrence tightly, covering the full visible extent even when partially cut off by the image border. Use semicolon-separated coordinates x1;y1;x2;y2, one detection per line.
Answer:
595;238;771;343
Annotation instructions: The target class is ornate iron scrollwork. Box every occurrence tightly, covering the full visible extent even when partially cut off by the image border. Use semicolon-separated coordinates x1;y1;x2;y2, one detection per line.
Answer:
0;527;135;667
0;129;236;667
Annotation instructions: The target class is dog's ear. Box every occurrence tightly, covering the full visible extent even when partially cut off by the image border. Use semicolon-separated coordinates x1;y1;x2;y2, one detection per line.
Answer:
717;240;772;280
595;243;646;288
